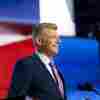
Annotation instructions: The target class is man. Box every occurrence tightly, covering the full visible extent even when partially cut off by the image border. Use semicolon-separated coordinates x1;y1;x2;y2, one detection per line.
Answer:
6;23;66;100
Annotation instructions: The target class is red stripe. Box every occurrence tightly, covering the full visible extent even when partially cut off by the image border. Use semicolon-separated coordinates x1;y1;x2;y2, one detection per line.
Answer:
0;39;35;99
0;22;32;35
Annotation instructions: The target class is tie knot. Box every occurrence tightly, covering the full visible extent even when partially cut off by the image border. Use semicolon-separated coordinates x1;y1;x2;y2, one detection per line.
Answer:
49;62;55;68
49;62;57;69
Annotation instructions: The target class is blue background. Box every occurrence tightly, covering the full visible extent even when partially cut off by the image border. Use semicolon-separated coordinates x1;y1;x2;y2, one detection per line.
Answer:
55;37;98;84
0;0;39;23
54;37;99;99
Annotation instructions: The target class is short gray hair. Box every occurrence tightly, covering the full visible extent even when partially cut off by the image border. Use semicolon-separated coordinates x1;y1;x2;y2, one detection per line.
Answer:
32;23;58;38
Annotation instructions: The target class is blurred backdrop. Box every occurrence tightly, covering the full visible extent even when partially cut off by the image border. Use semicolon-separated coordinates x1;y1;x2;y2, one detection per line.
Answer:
0;0;99;99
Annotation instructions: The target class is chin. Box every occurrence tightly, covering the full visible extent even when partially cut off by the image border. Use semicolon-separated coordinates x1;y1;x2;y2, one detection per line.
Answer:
52;49;59;56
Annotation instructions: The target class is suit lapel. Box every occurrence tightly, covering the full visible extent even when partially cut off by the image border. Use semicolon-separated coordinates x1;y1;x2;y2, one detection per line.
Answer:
32;54;62;96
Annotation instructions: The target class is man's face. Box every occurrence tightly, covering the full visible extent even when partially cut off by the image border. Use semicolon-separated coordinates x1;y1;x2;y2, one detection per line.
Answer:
41;28;60;56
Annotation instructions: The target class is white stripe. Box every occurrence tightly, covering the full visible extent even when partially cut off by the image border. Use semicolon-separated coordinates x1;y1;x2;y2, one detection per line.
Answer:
39;0;75;36
0;34;32;46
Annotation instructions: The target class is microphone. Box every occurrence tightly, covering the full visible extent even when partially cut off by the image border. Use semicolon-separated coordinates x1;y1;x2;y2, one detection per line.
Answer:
77;82;100;96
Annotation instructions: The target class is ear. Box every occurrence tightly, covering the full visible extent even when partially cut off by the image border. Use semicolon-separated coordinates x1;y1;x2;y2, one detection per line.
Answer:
35;36;42;46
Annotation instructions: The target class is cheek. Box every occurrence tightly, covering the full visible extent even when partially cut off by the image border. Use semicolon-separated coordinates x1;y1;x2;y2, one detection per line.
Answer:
46;41;52;48
43;39;57;49
42;40;52;49
42;39;50;49
48;41;56;49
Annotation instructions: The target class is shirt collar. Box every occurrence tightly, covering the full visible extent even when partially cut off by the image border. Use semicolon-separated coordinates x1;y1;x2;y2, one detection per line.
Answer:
37;52;51;64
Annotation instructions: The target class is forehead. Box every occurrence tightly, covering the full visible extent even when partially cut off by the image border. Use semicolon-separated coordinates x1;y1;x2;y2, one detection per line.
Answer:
42;28;59;37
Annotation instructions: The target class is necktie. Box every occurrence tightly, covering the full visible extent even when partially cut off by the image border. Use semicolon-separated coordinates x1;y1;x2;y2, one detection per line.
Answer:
49;62;64;97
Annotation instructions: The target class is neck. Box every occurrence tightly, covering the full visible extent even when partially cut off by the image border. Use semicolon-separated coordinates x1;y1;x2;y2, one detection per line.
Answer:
44;52;53;60
38;50;53;60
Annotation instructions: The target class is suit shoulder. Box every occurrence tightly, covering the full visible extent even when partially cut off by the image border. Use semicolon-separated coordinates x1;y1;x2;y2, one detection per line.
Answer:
13;56;34;74
15;54;39;66
16;56;33;64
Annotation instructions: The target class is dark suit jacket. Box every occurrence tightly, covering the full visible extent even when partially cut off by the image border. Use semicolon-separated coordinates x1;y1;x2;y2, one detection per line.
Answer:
6;54;66;100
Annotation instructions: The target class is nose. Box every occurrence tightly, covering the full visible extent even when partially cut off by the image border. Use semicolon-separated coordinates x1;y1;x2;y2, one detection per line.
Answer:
55;40;61;45
56;38;61;44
